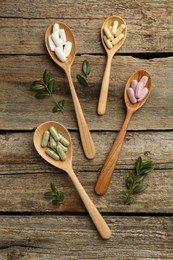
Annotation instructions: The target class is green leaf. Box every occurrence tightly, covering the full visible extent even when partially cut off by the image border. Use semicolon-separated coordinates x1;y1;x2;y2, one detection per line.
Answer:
82;60;90;76
126;172;134;190
48;79;56;93
31;84;45;90
43;70;51;85
52;199;63;205
52;106;60;113
120;191;128;199
125;195;134;205
135;156;142;174
57;100;65;109
77;74;88;87
35;91;50;99
44;192;55;197
52;100;65;113
59;192;64;202
50;183;58;193
133;183;148;194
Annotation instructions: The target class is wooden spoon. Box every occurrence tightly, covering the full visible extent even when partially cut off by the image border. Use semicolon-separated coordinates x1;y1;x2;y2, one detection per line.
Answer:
98;15;127;115
45;22;96;160
33;121;112;239
95;70;152;195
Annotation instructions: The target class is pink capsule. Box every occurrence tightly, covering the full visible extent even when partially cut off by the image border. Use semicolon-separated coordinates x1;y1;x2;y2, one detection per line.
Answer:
135;82;144;99
130;80;138;92
139;76;148;87
137;87;149;101
127;88;137;104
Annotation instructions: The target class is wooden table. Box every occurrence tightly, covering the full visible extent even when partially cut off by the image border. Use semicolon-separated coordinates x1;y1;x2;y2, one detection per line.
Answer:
1;1;173;259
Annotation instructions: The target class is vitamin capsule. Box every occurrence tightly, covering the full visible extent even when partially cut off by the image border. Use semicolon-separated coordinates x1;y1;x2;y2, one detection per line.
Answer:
58;142;68;152
137;87;149;101
112;33;124;45
41;130;50;148
64;41;72;57
48;35;56;51
49;126;60;142
111;20;118;36
103;27;114;40
59;133;70;147
135;82;144;99
130;80;138;92
60;29;66;45
53;23;60;35
115;24;125;37
45;148;60;161
55;47;67;62
49;136;57;151
56;144;66;161
103;35;112;49
139;75;148;87
51;33;63;47
127;88;137;104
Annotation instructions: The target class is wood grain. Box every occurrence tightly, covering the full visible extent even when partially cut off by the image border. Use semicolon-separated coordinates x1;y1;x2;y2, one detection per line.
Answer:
0;55;173;131
0;216;173;259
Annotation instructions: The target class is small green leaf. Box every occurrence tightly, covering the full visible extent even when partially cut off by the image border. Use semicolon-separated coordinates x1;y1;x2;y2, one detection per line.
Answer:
31;84;45;90
35;92;50;99
44;192;55;197
82;60;90;77
125;195;134;205
52;199;63;205
121;191;128;199
48;79;56;93
57;100;65;109
59;192;64;202
77;74;88;87
133;183;148;194
43;70;51;85
135;156;142;174
50;183;58;193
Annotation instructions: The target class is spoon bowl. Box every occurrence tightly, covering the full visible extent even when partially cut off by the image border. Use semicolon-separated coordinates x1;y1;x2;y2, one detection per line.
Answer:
33;121;111;239
98;15;127;115
45;22;96;160
95;70;152;195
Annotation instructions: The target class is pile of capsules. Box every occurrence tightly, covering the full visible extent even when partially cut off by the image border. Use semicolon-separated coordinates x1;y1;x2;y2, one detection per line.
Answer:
127;76;149;104
103;19;125;49
41;126;69;161
48;23;72;62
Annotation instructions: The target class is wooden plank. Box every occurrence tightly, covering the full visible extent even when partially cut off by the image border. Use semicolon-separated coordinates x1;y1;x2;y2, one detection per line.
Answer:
0;55;173;131
0;6;173;55
0;131;172;213
0;216;173;259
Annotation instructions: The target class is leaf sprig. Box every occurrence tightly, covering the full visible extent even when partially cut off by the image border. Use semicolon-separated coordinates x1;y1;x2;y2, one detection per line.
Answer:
121;157;154;205
31;70;65;113
77;60;90;87
44;183;64;205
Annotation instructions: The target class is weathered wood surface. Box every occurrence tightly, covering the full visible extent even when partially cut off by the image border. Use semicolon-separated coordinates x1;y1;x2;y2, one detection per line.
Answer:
0;216;173;260
0;131;172;213
0;1;173;54
0;55;173;130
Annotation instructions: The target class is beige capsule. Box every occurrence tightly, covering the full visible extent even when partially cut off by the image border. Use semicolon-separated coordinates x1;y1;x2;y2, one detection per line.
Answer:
103;35;112;49
112;33;124;46
103;27;114;40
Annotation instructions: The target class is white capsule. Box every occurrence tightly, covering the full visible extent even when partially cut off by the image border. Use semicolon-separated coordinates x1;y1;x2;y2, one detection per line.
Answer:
103;27;114;40
51;32;63;47
115;24;125;37
48;35;56;51
127;88;137;104
55;47;67;62
139;76;148;87
53;23;60;35
135;82;144;99
103;35;112;49
59;29;66;45
108;26;112;32
64;41;72;57
111;20;119;36
130;80;138;92
112;33;124;45
137;87;149;101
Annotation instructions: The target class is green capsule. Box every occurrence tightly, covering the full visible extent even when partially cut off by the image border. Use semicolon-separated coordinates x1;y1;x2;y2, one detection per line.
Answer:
59;133;70;147
45;148;60;161
49;126;60;142
41;130;50;148
56;143;66;161
49;136;57;151
58;142;68;152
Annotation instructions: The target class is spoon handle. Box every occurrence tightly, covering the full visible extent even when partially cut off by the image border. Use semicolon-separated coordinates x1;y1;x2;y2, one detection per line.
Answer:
67;166;112;239
97;54;113;115
66;69;96;160
95;109;133;195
